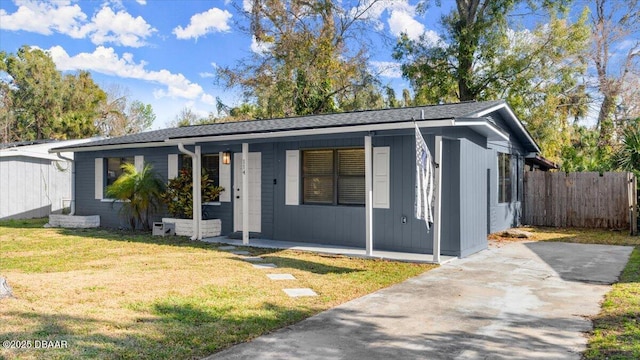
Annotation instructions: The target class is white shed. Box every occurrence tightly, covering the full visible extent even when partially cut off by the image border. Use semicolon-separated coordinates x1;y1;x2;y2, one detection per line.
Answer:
0;139;96;220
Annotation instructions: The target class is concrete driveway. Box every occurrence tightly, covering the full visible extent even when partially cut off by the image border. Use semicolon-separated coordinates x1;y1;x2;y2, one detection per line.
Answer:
206;241;633;360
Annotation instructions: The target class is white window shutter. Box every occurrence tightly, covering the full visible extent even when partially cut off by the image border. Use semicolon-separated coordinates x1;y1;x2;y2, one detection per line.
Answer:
94;158;103;200
134;155;144;172
373;147;390;209
219;152;231;202
167;154;178;179
285;150;299;205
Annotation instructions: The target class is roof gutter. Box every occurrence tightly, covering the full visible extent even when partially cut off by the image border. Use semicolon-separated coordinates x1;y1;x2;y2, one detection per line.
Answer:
176;143;202;240
164;119;459;145
48;141;169;154
49;116;510;152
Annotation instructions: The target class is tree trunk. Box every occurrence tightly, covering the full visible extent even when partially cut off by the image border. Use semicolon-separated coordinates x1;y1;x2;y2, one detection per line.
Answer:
597;93;616;148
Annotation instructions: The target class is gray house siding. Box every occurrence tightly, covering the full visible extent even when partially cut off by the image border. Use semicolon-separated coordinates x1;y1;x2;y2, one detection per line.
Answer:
269;133;467;256
486;113;528;233
75;147;179;228
272;137;366;248
73;130;492;257
459;137;490;257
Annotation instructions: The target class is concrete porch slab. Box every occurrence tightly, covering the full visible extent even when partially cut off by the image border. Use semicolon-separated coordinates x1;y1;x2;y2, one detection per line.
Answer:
202;236;456;264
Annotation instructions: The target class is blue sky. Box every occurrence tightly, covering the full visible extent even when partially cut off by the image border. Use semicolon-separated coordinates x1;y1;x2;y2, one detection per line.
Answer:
1;0;453;129
1;0;611;130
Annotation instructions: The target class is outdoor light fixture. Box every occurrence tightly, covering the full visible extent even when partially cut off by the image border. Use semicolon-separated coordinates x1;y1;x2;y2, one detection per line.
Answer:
222;151;231;165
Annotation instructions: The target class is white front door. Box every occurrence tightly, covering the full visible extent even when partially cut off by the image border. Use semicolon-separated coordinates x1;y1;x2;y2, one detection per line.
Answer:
233;152;262;232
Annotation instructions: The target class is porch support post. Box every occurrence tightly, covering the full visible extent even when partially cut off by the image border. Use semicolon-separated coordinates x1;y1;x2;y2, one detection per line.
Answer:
242;142;249;245
365;135;373;256
194;146;202;240
433;136;443;263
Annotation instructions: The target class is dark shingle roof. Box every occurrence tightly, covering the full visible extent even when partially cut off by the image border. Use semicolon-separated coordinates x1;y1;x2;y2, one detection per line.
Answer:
52;100;506;151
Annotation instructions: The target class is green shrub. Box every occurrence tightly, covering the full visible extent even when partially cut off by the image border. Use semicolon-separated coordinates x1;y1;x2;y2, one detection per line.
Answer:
160;167;224;219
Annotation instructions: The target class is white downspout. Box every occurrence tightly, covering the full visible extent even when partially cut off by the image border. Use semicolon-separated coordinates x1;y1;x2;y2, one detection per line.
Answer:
177;143;201;240
56;153;75;215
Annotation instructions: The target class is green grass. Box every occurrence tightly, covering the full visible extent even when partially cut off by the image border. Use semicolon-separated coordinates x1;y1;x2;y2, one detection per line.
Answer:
584;247;640;359
493;226;640;359
0;219;434;359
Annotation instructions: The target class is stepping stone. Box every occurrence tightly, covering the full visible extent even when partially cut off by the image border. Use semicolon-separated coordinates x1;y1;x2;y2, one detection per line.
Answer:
242;256;264;262
218;246;236;250
267;274;296;281
252;263;277;269
283;288;317;297
231;250;250;255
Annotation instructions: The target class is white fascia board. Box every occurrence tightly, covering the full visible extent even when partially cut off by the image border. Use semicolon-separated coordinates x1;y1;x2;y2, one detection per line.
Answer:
453;118;510;141
470;102;540;153
471;102;507;118
165;119;456;145
48;142;169;153
0;149;61;161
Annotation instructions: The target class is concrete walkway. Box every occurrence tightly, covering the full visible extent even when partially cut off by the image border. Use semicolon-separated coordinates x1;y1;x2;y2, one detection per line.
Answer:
205;241;633;360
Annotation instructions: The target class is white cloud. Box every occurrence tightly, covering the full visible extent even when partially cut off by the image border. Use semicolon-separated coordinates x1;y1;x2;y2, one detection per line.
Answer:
370;61;402;78
242;0;252;12
136;0;147;4
0;1;155;47
87;7;156;47
0;0;88;37
250;36;273;55
348;0;430;41
201;93;216;105
388;9;425;41
199;62;218;78
47;45;206;100
173;7;232;40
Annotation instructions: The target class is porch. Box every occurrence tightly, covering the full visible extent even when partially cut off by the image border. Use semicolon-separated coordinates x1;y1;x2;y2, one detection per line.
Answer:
201;236;458;264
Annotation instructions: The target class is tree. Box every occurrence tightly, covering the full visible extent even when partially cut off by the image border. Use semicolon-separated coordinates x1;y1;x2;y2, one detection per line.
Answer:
96;85;155;136
503;11;591;162
0;46;105;142
170;107;202;127
58;71;107;139
393;2;590;162
394;1;576;103
217;0;386;118
105;163;165;231
590;0;640;149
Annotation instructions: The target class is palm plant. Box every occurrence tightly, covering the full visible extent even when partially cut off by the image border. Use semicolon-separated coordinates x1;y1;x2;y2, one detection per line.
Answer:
617;124;640;177
105;163;165;231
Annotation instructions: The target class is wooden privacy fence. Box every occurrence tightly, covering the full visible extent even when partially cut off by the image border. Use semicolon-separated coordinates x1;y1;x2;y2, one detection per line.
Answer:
523;171;637;231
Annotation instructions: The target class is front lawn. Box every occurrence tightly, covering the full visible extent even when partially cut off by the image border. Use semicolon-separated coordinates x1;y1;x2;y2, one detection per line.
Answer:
0;219;434;359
